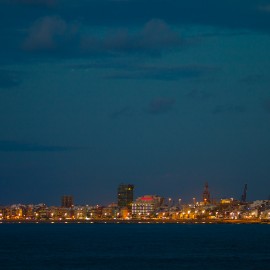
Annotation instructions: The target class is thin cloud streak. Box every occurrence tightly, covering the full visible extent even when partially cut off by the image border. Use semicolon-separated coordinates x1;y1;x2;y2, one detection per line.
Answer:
212;105;246;115
22;17;184;56
105;65;218;81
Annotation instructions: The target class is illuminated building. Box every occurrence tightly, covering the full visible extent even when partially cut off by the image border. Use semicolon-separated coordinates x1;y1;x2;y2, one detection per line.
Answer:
102;206;118;218
37;207;50;220
10;205;24;219
220;198;234;204
86;205;103;219
132;195;163;217
61;195;74;208
74;206;86;220
117;184;134;209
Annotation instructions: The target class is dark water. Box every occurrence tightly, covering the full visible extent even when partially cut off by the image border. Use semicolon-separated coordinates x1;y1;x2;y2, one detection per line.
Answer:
0;223;270;269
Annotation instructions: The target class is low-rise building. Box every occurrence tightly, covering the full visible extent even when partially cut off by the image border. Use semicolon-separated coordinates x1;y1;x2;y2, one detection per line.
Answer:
132;195;163;218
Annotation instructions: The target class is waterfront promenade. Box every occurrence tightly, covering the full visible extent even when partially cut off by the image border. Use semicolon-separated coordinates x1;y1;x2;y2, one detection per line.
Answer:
1;218;269;224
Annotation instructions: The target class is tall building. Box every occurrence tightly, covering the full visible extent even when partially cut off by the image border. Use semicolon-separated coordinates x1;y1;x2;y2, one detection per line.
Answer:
241;184;248;202
61;195;74;208
117;184;134;209
202;182;211;203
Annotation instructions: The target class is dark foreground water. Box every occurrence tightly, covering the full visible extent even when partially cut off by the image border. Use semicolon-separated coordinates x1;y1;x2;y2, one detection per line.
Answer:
0;223;270;270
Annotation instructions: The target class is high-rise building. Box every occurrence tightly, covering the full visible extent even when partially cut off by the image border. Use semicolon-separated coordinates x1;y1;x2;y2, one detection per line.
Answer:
241;184;248;202
61;195;74;208
117;184;134;209
202;182;211;203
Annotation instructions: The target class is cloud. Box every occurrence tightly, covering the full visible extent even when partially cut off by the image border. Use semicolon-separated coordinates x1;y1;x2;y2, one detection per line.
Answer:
81;19;183;55
145;97;175;114
23;16;78;51
106;64;216;81
0;70;21;89
0;140;78;152
138;19;182;50
69;61;131;71
22;18;183;56
212;105;246;115
69;60;218;81
258;5;270;13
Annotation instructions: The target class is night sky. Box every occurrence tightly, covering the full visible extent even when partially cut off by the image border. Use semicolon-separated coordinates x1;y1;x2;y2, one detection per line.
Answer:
1;0;270;206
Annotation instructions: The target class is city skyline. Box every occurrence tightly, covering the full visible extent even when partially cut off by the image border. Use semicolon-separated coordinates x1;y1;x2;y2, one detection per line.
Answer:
1;182;270;223
1;1;270;205
0;182;252;207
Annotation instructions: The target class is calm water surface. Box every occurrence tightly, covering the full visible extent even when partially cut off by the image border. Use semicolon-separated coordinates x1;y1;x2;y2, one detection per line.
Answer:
0;223;269;269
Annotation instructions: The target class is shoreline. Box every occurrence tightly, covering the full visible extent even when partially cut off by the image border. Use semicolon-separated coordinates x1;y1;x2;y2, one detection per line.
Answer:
1;219;269;224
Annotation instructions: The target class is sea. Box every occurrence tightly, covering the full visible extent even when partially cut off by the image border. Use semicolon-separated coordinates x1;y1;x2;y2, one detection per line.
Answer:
0;223;270;270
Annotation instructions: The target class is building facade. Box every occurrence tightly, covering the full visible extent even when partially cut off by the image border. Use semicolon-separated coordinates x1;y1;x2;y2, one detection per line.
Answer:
202;182;211;203
132;195;163;217
117;184;134;209
61;195;74;208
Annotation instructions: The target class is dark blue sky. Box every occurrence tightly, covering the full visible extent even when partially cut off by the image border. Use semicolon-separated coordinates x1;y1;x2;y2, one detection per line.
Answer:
1;0;270;205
